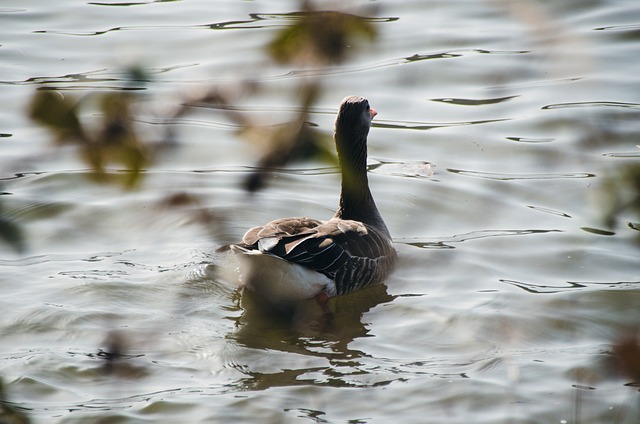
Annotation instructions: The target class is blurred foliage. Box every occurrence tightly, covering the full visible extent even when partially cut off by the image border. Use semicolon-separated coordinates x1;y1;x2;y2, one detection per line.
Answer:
29;74;152;189
268;3;376;66
599;158;640;236
0;378;31;424
609;332;640;382
16;0;380;258
188;82;335;192
0;200;25;253
183;1;378;191
26;2;379;194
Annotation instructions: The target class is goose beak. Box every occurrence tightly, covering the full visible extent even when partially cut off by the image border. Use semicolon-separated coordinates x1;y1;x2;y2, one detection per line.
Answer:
370;107;377;119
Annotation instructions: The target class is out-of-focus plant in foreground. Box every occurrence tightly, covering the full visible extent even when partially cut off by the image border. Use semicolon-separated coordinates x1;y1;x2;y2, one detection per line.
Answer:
0;377;31;424
29;87;151;189
184;1;379;192
268;4;377;66
599;155;640;239
0;199;25;253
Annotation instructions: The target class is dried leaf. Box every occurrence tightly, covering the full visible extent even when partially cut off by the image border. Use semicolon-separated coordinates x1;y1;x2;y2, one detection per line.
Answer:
268;8;377;65
28;90;85;143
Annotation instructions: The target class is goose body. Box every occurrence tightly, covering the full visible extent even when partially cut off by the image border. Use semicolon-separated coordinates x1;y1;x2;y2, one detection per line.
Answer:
231;96;396;308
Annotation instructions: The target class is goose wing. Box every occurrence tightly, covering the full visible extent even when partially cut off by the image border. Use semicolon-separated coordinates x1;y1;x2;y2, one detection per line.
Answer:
239;217;396;295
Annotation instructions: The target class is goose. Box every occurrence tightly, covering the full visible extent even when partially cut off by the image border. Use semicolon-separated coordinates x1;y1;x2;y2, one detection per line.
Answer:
231;95;396;310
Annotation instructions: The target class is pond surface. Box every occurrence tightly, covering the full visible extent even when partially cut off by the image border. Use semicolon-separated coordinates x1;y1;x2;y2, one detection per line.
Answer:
1;0;639;423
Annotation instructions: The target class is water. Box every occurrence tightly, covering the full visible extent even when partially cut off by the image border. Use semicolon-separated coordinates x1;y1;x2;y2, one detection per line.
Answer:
1;0;639;423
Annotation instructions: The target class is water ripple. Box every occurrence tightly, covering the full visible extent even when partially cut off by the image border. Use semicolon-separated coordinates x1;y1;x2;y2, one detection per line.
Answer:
369;161;434;179
374;117;511;131
277;49;527;80
506;136;555;143
246;11;398;25
88;0;171;5
580;227;616;236
0;251;126;267
397;229;561;249
542;101;640;111
59;269;130;280
602;151;640;158
500;279;640;294
594;24;640;32
405;49;529;63
447;169;595;180
526;205;572;218
491;76;584;90
500;279;586;293
34;11;399;36
431;95;519;106
2;65;195;87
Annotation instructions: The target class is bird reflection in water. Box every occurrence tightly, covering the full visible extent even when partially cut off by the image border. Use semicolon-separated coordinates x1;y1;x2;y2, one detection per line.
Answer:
227;283;397;390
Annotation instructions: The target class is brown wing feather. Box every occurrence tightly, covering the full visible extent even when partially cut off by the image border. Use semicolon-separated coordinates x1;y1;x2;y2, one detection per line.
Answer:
241;217;323;246
237;217;396;295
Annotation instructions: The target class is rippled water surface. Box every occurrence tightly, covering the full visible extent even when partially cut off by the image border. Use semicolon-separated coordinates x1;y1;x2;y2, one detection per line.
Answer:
1;1;640;423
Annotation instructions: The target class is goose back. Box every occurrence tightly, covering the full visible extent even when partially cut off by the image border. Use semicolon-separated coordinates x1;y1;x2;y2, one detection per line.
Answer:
237;216;396;296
